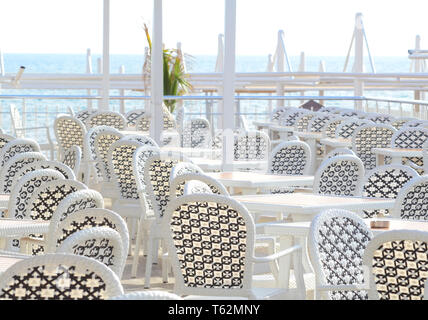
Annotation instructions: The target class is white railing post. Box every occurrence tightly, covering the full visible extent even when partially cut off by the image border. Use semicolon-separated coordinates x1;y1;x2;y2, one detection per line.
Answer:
216;33;224;130
150;0;164;146
119;65;125;114
0;49;4;76
266;54;274;115
97;58;102;110
86;48;93;111
275;30;285;108
353;13;364;111
299;52;305;97
414;35;422;114
101;0;110;111
318;60;325;105
222;0;236;171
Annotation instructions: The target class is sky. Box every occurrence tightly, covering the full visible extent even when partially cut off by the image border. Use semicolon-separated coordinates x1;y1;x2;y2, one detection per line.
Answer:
1;0;428;57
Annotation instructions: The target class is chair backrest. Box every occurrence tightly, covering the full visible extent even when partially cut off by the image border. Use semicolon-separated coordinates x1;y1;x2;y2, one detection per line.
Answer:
0;253;124;300
365;113;395;124
234;131;270;161
325;148;355;159
132;146;161;219
54;115;86;157
352;124;397;170
108;139;147;200
124;109;146;127
110;290;182;300
390;176;428;220
26;179;87;222
46;189;104;251
61;145;81;177
403;119;428;128
163;194;255;297
390;118;415;130
49;209;128;265
57;226;127;278
363;230;428;300
8;169;65;220
268;141;311;175
391;127;428;149
270;106;290;122
338;110;365;118
314;155;365;196
94;127;124;181
0;152;46;194
85;125;114;162
308;114;335;133
0;138;40;167
13;160;76;186
358;164;419;218
170;173;229;199
169;162;205;197
87;111;126;130
120;134;158;147
335;119;374;139
308;209;372;300
181;118;211;148
136;106;176;131
75;109;98;124
322;117;345;138
294;112;315;132
144;151;191;220
278;108;309;127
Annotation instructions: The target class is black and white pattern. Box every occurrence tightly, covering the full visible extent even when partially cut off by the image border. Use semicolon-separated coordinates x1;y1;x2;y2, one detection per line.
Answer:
0;140;40;167
181;118;211;148
54;116;86;154
372;240;428;300
295;114;315;132
269;142;309;175
323;118;344;138
169;200;247;289
396;180;428;220
234;133;269;161
88;112;126;130
391;128;428;170
308;115;333;133
94;131;123;181
353;125;396;170
125;109;146;127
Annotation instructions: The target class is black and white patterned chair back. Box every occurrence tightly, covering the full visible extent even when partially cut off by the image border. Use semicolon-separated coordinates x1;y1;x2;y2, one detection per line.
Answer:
0;152;46;194
181;118;211;148
363;230;428;300
294;112;315;132
170;172;229;199
46;189;104;251
170;162;204;180
270;106;291;122
163;194;255;296
75;109;98;124
26;179;87;222
269;140;311;175
61;145;81;177
308;114;335;133
124;109;146;128
132;146;161;218
12;160;76;188
359;164;419;218
0;134;15;152
120;134;158;147
390;118;414;130
110;290;182;300
136;106;177;132
308;209;373;300
0;138;40;167
85;125;113;162
8;169;65;220
144;152;191;221
233;131;270;161
54;115;86;158
0;253;124;300
51;209;128;264
323;117;346;138
403;119;428;128
390;127;428;170
338;110;365;118
335;119;374;139
352;124;396;170
94;128;124;181
278;109;309;127
57;226;127;278
314;155;365;196
108;139;147;200
365;113;395;124
325;148;355;159
391;176;428;220
87;111;126;130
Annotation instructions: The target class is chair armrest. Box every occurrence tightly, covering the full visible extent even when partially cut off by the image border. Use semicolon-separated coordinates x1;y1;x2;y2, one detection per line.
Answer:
317;283;370;292
15;126;50;131
251;244;301;264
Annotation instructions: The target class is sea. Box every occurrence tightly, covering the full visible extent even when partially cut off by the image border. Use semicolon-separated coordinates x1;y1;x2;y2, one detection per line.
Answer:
0;53;419;141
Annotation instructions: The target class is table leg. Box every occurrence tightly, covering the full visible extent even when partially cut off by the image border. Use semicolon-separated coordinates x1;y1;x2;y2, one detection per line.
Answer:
376;154;385;166
306;138;317;175
278;235;292;289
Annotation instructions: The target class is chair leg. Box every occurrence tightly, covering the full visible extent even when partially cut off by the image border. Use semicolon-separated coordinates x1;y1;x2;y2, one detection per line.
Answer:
144;235;157;289
131;219;144;278
161;254;169;283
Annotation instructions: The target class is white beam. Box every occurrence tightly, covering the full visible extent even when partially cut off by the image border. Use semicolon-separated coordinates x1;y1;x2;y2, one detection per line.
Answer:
101;0;110;110
222;0;236;171
150;0;163;145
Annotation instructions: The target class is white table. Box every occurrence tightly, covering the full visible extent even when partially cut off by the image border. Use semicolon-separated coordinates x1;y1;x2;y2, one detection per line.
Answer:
191;158;268;172
206;171;314;194
373;147;423;166
268;125;295;140
233;193;395;221
319;137;352;154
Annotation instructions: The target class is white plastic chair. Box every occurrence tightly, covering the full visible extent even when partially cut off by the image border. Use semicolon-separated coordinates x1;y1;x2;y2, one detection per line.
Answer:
54;115;86;161
61;145;81;178
0;138;40;167
87;111;127;130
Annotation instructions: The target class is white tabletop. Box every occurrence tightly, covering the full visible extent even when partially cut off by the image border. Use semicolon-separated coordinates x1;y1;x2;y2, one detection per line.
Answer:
233;193;395;216
191;158;268;172
293;131;324;140
320;137;352;148
206;172;314;189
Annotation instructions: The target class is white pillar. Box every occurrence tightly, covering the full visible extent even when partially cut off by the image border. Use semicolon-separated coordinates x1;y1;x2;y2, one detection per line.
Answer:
101;0;110;111
97;58;102;109
0;49;4;76
353;13;364;110
222;0;236;171
276;30;285;107
86;48;93;110
298;52;305;72
150;0;164;146
119;65;125;114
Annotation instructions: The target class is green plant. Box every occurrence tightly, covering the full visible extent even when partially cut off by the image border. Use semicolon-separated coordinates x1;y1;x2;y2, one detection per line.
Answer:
143;23;192;113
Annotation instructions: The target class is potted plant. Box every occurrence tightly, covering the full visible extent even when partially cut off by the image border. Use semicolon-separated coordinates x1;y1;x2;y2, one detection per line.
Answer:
143;23;192;114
